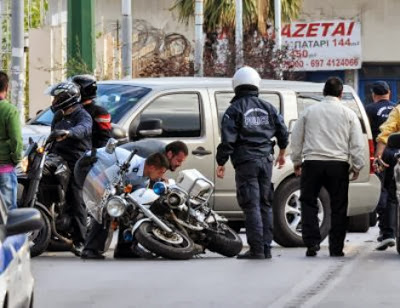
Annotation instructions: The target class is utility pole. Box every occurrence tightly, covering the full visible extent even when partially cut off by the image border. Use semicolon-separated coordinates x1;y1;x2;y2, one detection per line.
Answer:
274;0;283;79
121;0;132;78
194;0;204;77
235;0;243;70
11;0;25;119
274;0;282;49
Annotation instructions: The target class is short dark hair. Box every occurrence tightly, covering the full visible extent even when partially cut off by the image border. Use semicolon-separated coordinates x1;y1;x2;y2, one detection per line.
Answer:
323;77;343;97
146;153;170;170
0;71;9;92
165;141;188;156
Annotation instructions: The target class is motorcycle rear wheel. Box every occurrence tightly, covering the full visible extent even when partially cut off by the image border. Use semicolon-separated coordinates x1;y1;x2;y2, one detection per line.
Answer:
29;211;51;257
207;223;243;257
135;222;195;260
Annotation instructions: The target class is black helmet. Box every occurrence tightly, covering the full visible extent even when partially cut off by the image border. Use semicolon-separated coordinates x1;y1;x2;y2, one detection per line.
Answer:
50;81;81;112
71;74;97;101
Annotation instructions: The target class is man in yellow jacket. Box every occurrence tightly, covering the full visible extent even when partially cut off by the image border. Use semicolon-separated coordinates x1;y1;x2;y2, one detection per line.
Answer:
374;105;400;250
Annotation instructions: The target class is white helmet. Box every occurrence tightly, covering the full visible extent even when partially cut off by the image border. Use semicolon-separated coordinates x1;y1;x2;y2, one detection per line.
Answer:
232;66;261;90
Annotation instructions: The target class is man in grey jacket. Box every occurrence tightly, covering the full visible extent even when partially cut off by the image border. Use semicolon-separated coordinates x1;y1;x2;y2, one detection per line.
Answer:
290;77;365;257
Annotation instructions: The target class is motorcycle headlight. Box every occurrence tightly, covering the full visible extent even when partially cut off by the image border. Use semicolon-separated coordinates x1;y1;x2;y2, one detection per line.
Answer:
106;196;127;217
153;182;167;195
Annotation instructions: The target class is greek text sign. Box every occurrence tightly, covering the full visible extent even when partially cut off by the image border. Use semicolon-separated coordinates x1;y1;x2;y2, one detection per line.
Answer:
282;20;362;71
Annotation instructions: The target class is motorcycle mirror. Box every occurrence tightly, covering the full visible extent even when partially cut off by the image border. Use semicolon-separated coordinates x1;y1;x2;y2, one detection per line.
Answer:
105;138;119;154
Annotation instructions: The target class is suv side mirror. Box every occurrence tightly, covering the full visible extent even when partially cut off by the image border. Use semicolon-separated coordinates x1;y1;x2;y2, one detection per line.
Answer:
111;124;128;142
135;119;163;138
6;208;43;236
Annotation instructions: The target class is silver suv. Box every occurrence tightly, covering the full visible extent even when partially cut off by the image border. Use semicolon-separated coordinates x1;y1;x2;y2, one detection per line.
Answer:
25;78;380;247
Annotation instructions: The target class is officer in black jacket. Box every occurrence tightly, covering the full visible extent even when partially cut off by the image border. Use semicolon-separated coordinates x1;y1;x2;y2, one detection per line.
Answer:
72;75;111;148
216;66;289;259
50;81;93;255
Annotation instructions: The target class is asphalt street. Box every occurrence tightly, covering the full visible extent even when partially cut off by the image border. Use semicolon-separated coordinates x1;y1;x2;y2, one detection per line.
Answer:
32;227;400;308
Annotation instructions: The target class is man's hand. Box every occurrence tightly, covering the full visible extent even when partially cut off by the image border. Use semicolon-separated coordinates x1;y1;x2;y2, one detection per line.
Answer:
56;130;69;142
216;165;225;179
294;164;302;177
373;156;389;173
275;154;286;169
349;167;360;181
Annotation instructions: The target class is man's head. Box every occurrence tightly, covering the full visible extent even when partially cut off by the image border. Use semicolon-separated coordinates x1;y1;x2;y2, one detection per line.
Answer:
0;71;9;100
144;153;170;180
323;77;343;98
372;81;390;102
165;141;188;171
232;66;261;94
50;81;81;113
71;74;97;104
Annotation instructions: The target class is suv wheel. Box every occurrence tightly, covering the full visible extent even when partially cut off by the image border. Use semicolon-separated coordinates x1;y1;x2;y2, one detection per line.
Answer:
347;214;370;232
273;177;331;247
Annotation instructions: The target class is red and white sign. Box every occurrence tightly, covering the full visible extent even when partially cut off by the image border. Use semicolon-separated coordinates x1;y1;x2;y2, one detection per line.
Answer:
282;20;361;71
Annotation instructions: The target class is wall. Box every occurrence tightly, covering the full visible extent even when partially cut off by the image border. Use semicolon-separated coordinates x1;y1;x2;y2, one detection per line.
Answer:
301;0;400;63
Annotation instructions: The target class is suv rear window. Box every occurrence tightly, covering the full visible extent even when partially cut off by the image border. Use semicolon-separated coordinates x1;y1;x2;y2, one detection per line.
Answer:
297;92;366;132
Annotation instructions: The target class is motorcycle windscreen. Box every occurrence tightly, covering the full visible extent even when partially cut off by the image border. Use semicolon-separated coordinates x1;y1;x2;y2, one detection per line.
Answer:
82;147;132;222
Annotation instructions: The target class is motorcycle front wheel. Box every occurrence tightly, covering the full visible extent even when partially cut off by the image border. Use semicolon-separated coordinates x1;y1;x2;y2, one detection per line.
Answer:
29;210;51;257
206;223;243;257
135;222;195;260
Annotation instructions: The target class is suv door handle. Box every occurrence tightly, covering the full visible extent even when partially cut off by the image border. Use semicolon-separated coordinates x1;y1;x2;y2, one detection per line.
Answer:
192;147;212;156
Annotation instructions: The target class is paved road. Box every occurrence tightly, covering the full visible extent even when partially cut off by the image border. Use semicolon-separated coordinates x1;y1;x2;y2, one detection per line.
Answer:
32;228;400;308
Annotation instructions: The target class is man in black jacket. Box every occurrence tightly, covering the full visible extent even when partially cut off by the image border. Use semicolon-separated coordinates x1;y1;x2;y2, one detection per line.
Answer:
72;75;111;148
216;66;289;259
50;81;93;255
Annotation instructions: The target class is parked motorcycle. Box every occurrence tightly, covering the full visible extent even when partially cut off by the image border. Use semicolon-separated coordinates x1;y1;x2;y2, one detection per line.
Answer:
148;169;243;257
82;139;196;260
17;129;77;257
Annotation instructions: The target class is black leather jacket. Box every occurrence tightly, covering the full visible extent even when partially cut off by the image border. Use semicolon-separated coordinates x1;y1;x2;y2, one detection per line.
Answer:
216;87;289;168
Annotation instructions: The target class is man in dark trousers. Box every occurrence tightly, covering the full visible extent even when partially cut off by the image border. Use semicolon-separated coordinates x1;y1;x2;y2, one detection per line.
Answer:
72;75;111;148
216;66;288;260
364;81;395;243
81;141;188;259
291;77;365;257
50;81;93;255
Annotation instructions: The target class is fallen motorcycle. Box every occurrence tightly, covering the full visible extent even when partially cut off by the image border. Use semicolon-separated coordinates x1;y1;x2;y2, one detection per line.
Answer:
148;169;243;257
82;139;196;260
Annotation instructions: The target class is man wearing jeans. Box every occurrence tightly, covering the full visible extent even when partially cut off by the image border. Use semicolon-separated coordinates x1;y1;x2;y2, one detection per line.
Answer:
0;71;23;210
291;77;365;257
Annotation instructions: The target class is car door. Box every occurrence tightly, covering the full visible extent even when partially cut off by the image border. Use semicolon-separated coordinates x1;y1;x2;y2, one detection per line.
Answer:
210;90;284;216
129;89;216;196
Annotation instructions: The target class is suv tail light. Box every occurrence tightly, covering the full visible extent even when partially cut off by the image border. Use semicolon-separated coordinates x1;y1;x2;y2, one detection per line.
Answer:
368;139;375;174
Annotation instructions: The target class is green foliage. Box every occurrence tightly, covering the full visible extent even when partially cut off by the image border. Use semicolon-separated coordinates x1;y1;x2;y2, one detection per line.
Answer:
24;0;49;30
171;0;302;32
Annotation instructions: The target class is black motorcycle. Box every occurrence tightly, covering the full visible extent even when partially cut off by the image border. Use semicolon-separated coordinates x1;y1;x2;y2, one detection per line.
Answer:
17;129;78;257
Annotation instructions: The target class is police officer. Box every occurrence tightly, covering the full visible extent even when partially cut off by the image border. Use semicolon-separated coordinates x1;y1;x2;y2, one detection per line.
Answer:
365;81;395;243
71;75;111;148
49;81;93;255
216;66;289;259
81;152;170;259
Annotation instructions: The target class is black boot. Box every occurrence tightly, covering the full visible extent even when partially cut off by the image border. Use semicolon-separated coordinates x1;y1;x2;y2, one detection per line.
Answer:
81;249;105;260
237;249;265;260
306;244;320;257
264;245;272;259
